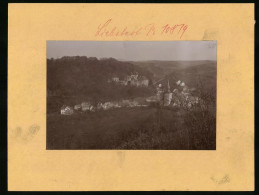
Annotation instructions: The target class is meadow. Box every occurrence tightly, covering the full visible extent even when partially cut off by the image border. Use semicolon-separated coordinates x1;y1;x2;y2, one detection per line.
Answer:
47;103;216;150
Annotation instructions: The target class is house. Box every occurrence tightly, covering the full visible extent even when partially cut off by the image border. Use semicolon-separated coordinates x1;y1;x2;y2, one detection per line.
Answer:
137;77;149;87
61;105;74;115
146;96;158;103
89;105;96;112
97;102;104;110
102;102;115;110
176;80;181;85
74;104;81;111
112;77;119;82
81;102;92;112
180;82;185;87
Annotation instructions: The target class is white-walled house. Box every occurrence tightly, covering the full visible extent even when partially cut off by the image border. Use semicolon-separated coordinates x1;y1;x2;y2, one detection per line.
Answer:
61;105;74;115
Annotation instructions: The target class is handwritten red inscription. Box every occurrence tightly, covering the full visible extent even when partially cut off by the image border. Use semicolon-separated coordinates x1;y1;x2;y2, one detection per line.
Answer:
95;19;188;39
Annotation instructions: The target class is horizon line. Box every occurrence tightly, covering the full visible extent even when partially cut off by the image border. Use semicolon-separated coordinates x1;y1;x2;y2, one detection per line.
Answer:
47;56;217;62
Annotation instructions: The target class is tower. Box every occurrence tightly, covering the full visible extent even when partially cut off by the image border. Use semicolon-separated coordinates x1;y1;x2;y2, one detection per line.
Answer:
167;79;171;92
156;84;164;101
164;79;173;106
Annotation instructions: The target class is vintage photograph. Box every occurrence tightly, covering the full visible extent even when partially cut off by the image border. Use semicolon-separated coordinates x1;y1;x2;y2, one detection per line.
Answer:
47;41;216;150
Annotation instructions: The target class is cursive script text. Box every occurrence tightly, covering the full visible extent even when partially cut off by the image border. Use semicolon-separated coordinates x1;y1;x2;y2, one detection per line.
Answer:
95;19;188;39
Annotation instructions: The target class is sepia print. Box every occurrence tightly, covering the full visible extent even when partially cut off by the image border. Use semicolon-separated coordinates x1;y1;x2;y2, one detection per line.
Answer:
47;41;216;150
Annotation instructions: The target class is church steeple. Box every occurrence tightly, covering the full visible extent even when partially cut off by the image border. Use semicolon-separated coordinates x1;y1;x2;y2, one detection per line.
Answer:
163;79;173;106
167;79;171;93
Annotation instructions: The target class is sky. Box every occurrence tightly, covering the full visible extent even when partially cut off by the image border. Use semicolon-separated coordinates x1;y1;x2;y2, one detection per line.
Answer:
47;41;217;61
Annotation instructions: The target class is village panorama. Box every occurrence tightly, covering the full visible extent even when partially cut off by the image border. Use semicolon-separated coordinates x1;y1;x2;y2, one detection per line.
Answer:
47;41;216;150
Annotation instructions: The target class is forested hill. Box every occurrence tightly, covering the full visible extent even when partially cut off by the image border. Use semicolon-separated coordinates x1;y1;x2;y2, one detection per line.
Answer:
47;56;154;98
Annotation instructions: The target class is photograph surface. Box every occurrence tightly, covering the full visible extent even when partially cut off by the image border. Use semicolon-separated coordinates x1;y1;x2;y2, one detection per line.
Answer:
47;41;217;150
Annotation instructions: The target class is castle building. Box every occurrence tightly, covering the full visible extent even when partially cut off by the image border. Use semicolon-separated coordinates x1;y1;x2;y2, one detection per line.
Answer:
110;73;149;87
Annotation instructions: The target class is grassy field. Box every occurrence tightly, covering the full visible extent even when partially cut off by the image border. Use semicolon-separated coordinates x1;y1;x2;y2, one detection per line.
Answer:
47;105;216;150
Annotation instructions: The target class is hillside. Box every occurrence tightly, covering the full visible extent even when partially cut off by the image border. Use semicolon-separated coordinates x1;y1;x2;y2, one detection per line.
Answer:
47;57;216;113
47;56;154;113
131;60;216;94
130;60;216;79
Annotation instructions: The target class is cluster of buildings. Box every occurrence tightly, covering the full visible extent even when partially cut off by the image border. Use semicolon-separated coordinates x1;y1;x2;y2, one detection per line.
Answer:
146;79;199;108
108;72;149;87
60;99;148;115
60;78;201;115
146;80;172;106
